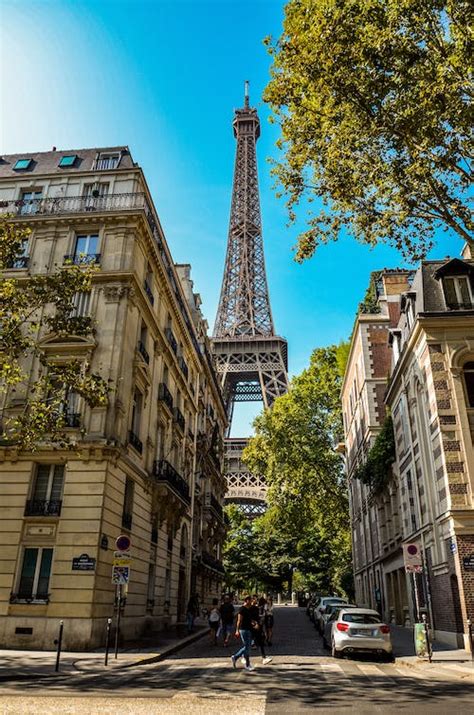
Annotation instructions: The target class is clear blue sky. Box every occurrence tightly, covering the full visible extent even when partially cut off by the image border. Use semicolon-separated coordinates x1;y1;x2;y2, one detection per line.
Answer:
0;0;460;435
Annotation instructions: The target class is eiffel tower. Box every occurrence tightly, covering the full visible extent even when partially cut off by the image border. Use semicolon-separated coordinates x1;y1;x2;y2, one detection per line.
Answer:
212;82;289;517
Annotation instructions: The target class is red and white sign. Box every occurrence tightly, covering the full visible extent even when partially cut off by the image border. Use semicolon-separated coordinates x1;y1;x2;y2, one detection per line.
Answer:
403;542;422;573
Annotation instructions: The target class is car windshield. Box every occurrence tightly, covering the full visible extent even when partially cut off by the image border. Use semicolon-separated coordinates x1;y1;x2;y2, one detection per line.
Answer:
324;598;346;605
342;613;381;624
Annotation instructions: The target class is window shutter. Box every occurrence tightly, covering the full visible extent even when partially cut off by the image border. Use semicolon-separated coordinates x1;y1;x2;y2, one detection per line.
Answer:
37;549;53;598
19;548;38;597
50;465;65;501
444;277;457;306
33;466;50;501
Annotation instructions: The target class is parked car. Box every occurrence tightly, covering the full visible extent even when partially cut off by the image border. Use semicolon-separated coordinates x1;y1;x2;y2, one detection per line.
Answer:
313;596;348;633
322;603;358;634
325;607;393;660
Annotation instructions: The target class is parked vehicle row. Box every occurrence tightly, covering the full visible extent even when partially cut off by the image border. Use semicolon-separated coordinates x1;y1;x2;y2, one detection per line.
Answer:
305;595;393;661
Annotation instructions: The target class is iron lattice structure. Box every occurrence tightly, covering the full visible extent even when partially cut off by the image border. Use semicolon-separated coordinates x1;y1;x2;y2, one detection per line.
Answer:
212;84;288;516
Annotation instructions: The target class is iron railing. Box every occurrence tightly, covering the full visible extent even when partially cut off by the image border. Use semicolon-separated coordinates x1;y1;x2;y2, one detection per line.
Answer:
24;499;62;516
165;327;178;355
64;253;101;265
64;412;81;428
158;383;173;411
138;341;150;364
152;459;190;505
178;355;189;380
128;430;143;454
144;280;154;305
5;256;29;269
0;192;147;217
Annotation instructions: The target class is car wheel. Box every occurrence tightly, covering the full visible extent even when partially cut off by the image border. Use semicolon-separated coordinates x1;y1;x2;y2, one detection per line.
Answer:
331;639;341;659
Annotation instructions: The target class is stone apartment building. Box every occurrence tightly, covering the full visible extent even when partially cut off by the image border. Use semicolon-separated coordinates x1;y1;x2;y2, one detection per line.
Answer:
0;147;227;650
343;255;474;649
341;270;413;624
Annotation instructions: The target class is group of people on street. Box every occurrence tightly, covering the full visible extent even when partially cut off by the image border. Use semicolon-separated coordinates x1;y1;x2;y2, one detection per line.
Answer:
187;591;275;671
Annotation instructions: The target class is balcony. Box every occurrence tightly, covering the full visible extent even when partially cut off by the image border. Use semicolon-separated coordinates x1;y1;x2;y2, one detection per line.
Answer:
64;253;101;266
5;256;29;270
128;430;143;454
24;499;62;517
0;192;147;218
210;494;223;520
138;341;150;364
144;280;154;305
174;407;185;433
201;551;225;575
153;459;190;505
178;356;189;380
165;327;178;355
122;511;132;530
158;383;173;412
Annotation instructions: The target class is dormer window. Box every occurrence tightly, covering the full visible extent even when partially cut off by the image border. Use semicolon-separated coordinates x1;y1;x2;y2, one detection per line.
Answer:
443;276;473;310
389;329;402;363
13;158;32;170
59;155;77;167
95;153;120;170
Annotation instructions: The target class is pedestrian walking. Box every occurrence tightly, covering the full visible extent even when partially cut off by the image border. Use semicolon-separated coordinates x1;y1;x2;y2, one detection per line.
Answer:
251;594;272;665
208;598;220;645
265;596;274;645
220;594;235;646
231;595;255;671
186;592;200;634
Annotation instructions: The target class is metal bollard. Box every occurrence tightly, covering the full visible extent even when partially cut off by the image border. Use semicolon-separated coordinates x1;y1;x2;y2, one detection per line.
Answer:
104;617;112;666
422;613;432;663
54;620;64;672
467;619;474;662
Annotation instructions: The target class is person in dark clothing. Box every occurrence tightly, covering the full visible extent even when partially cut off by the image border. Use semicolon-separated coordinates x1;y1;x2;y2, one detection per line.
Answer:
220;594;235;646
251;594;272;665
186;592;200;634
231;595;255;671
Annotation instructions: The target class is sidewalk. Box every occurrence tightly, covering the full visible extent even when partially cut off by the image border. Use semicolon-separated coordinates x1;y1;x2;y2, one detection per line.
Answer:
0;622;209;680
392;625;474;680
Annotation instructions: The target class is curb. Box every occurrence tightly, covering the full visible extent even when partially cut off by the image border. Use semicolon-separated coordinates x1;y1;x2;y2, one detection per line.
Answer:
128;627;209;667
396;655;474;680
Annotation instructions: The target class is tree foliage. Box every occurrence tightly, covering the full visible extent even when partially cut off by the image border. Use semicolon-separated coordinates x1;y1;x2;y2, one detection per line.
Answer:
264;0;473;262
353;415;395;495
0;215;108;450
241;344;353;596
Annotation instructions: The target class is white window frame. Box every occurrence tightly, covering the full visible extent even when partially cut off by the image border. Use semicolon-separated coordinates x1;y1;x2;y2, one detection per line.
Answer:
443;275;473;308
31;464;65;502
95;153;120;170
73;233;99;260
20;189;43;215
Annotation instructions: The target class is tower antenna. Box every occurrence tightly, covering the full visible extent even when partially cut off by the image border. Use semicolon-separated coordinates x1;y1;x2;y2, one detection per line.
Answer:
244;80;249;108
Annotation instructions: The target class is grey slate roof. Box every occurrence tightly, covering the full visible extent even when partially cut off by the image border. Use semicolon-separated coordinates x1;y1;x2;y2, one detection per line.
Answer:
0;147;136;178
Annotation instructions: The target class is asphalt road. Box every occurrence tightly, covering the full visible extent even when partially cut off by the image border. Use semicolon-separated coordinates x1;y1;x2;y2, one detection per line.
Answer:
0;606;473;714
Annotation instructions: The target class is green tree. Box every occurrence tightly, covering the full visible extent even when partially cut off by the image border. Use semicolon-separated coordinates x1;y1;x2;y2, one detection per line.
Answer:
243;343;353;596
264;0;473;262
0;215;108;450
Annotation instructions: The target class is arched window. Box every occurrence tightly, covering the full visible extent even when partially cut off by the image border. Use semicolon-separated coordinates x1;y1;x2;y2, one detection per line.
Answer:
462;362;474;408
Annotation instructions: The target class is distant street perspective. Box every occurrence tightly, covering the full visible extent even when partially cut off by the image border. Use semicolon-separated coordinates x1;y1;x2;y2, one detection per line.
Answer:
0;0;473;713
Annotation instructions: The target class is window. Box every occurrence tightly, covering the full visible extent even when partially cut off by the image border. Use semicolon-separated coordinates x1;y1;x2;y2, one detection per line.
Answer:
138;323;149;364
71;234;99;264
122;477;134;529
443;276;473;309
17;547;53;600
463;362;474;408
8;237;29;269
342;613;381;624
144;264;154;305
19;189;43;216
13;158;32;170
26;464;64;516
59;155;77;167
64;391;80;427
71;291;91;318
146;562;156;607
129;390;143;453
95;153;120;170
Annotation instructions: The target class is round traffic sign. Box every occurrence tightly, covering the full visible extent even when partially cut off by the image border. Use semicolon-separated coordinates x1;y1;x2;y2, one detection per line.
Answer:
116;534;131;551
407;544;418;556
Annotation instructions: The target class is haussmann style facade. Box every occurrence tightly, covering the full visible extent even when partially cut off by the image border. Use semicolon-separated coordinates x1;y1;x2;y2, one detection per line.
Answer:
0;147;227;650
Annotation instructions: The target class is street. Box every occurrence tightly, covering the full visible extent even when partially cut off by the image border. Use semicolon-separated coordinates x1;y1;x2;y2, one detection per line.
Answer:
0;606;473;714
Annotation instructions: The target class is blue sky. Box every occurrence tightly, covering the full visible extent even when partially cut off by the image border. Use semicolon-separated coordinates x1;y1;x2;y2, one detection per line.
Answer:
0;0;460;435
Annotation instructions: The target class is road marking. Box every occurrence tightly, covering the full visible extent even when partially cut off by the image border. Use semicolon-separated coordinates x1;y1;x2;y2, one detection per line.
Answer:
320;662;351;683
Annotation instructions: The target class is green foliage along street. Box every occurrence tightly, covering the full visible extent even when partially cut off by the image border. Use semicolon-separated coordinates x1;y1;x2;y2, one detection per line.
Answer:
264;0;473;262
0;216;109;451
224;343;353;597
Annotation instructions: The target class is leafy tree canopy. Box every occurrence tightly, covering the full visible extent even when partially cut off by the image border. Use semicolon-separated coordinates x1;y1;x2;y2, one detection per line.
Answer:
0;216;108;450
240;344;353;596
264;0;473;262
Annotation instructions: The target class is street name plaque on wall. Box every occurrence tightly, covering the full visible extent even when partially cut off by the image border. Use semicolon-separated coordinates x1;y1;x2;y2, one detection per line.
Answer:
72;553;96;571
463;555;474;570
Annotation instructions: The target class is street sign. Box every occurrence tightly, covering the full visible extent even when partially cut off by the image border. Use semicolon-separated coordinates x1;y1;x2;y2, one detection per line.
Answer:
72;554;96;571
113;550;131;567
450;541;457;554
115;534;131;552
463;554;474;571
112;565;130;584
403;542;422;573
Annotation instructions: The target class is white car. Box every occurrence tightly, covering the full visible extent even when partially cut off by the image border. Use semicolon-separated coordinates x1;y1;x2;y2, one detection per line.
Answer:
313;596;348;633
326;607;393;660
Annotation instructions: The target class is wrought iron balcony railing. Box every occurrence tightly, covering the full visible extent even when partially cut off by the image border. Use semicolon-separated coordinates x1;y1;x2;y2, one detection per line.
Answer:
178;355;189;380
0;192;147;217
144;280;154;305
201;551;225;575
128;430;143;454
64;253;101;265
5;256;29;269
174;407;185;432
165;327;178;355
158;382;173;411
64;412;81;428
24;499;62;517
138;341;150;364
152;459;190;505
